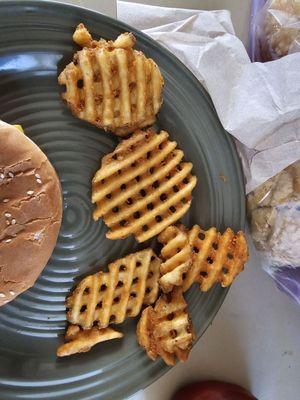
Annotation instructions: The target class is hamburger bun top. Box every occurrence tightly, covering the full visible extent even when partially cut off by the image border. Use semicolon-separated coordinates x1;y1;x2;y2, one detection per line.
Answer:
0;121;62;306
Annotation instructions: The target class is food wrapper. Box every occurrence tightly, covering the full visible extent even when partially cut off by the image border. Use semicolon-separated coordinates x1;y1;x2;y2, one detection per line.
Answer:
251;0;300;61
249;1;300;304
247;160;300;304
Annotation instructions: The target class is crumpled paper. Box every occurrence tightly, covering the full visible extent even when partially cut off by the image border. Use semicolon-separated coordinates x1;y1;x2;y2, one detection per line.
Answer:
117;1;300;193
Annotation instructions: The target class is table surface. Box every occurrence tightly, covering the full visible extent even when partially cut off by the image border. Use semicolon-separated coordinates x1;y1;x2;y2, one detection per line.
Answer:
21;2;300;400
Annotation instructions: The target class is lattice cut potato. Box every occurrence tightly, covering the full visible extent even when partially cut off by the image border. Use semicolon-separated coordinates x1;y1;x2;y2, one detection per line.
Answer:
137;287;194;365
158;225;192;292
57;324;123;357
58;23;164;136
92;129;197;242
66;249;161;329
158;224;249;293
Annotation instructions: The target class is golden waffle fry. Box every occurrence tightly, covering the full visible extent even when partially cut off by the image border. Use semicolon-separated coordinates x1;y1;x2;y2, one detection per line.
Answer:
92;129;197;242
185;225;248;291
58;23;164;136
158;225;192;292
66;249;161;329
57;325;123;357
137;287;194;366
158;224;249;293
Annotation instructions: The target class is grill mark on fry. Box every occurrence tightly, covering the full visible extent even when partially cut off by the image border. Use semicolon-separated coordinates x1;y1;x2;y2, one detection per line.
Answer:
110;256;135;322
87;275;98;328
182;226;217;292
69;75;78;105
136;54;146;121
151;60;162;114
161;247;191;275
115;49;131;124
64;64;81;109
202;229;232;290
78;50;95;121
96;50;114;125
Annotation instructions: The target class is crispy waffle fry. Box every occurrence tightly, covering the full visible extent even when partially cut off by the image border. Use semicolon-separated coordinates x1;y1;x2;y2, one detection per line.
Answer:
57;325;123;357
158;224;249;293
58;23;164;136
92;129;197;242
186;225;248;291
66;249;161;329
137;287;194;365
158;225;192;292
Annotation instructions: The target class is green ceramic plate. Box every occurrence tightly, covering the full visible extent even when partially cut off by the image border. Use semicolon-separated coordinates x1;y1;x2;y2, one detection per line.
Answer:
0;1;245;399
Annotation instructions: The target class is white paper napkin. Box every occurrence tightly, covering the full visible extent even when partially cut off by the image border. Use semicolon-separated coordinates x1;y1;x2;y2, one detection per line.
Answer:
118;1;300;193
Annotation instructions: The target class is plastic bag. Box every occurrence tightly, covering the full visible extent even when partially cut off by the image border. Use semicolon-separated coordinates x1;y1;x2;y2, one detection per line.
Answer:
247;160;300;304
251;0;300;61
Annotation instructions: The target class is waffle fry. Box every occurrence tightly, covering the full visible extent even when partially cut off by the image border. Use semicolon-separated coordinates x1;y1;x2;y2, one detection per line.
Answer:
137;287;194;365
186;225;248;291
158;224;248;292
66;249;161;329
58;23;164;136
57;325;123;357
92;129;197;242
158;225;192;292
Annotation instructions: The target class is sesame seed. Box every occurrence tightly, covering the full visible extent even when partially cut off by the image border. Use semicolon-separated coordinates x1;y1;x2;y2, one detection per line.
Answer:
0;293;5;298
35;173;40;179
8;172;14;178
36;179;42;184
9;290;15;296
5;239;12;243
27;190;34;195
3;198;9;203
0;173;5;179
11;219;16;225
5;213;11;218
34;231;42;241
6;221;10;226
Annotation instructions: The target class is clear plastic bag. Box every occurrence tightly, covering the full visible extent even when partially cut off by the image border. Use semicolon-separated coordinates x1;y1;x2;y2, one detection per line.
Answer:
247;160;300;304
251;0;300;61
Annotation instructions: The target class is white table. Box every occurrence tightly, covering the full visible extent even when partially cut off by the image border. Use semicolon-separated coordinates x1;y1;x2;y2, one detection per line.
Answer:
54;2;300;399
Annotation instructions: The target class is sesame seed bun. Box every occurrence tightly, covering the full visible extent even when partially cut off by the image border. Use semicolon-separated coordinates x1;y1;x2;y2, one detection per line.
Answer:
0;121;62;306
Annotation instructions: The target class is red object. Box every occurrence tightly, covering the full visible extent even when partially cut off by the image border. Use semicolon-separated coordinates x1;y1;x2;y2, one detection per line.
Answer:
172;381;258;400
